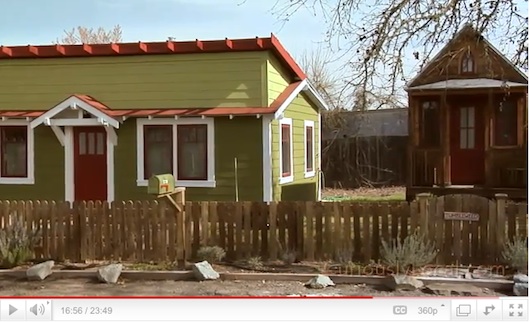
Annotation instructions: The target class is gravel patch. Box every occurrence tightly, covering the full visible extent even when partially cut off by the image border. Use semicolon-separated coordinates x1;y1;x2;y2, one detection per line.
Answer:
0;278;505;297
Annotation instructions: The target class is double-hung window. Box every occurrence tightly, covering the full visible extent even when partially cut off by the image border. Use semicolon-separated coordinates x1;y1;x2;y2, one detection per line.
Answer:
279;117;293;184
304;120;315;178
137;118;215;188
0;123;34;184
493;99;518;147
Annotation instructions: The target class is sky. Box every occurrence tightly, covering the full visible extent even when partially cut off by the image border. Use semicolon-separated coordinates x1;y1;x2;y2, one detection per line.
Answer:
0;0;325;58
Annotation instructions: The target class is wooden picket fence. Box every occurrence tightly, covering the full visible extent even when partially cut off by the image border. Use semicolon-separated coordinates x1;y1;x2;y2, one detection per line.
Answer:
0;194;527;265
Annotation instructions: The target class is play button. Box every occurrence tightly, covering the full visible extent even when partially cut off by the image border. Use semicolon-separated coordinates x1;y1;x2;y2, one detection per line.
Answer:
8;305;17;315
1;300;26;320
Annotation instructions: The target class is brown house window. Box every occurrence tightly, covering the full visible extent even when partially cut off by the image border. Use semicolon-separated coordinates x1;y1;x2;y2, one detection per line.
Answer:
0;126;28;178
177;124;208;180
419;101;440;147
461;52;475;74
143;125;173;179
494;99;518;146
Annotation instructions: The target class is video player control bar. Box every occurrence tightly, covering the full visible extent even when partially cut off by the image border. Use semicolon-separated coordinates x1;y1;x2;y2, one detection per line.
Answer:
0;298;526;321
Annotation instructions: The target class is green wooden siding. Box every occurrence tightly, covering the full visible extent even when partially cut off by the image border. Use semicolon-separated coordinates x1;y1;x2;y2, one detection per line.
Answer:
0;52;264;110
271;93;320;201
266;54;292;105
266;54;320;201
115;117;263;201
0;127;64;200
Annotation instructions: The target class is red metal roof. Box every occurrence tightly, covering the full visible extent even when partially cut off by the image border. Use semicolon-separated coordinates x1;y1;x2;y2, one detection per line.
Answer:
74;94;112;111
76;94;280;117
0;97;281;119
269;81;303;109
0;111;43;118
0;35;306;80
0;107;279;118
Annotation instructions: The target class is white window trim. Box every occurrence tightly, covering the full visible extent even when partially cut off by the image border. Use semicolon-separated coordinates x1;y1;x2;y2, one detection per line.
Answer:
279;117;293;184
136;117;216;188
317;114;322;201
262;115;273;202
304;120;315;178
0;120;35;185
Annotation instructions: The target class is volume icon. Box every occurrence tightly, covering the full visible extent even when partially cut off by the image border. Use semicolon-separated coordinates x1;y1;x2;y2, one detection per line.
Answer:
30;303;45;316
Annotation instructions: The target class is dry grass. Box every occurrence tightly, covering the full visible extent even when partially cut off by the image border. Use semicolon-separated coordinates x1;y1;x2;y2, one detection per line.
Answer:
322;186;405;201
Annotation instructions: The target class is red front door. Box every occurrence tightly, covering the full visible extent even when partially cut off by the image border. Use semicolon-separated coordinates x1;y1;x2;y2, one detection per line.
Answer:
449;101;485;185
74;127;107;201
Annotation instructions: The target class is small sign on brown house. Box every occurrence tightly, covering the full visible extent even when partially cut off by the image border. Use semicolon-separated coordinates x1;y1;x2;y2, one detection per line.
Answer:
443;211;480;221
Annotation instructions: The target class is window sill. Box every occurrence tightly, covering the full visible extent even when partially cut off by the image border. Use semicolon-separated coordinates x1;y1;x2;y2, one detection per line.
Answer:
279;175;294;185
304;170;315;178
178;180;216;188
490;145;520;150
0;177;34;185
136;179;216;188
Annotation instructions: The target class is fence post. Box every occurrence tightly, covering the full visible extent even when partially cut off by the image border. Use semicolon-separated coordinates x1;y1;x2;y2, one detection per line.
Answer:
495;193;508;256
417;193;431;236
77;201;87;262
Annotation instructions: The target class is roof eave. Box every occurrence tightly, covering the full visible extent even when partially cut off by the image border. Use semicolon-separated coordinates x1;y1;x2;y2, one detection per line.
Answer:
30;95;120;129
272;79;328;120
406;24;528;88
304;82;330;111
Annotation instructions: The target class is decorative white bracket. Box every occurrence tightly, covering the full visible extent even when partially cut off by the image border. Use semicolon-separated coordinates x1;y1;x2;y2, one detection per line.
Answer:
50;125;65;146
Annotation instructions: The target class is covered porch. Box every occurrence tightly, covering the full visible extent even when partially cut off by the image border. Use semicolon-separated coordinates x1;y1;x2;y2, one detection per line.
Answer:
30;95;120;203
407;79;528;200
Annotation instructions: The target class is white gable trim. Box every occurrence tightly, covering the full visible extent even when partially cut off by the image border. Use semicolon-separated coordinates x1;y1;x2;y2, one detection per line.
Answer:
30;96;120;129
305;82;330;111
273;79;329;120
274;80;307;119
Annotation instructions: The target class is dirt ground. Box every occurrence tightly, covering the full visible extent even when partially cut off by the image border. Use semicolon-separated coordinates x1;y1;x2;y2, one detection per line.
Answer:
0;277;498;297
322;186;405;201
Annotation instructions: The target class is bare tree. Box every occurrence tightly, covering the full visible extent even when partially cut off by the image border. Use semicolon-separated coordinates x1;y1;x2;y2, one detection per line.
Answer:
55;25;123;44
273;0;528;101
298;46;344;109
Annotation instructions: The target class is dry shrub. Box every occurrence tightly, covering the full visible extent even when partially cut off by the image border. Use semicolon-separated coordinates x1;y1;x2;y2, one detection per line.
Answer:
0;215;41;268
196;246;226;264
380;229;438;274
335;247;354;264
245;256;263;270
502;237;528;273
281;249;297;266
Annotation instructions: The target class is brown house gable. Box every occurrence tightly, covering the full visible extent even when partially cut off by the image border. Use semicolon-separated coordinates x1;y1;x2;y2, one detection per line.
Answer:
407;24;528;88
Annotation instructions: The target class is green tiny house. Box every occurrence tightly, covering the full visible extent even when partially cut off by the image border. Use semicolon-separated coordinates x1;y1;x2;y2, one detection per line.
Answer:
0;36;326;202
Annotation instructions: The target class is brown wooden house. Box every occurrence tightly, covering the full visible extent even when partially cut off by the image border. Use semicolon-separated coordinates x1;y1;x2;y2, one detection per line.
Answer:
405;24;528;201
